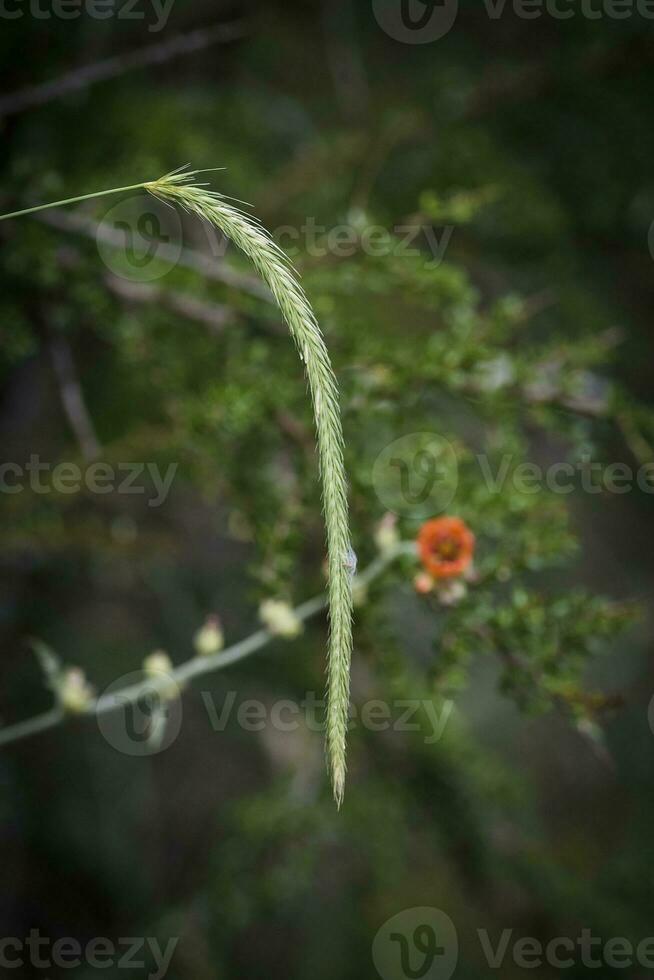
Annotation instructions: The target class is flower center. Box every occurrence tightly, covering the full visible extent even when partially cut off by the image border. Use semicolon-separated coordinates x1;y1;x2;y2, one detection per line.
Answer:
435;536;461;562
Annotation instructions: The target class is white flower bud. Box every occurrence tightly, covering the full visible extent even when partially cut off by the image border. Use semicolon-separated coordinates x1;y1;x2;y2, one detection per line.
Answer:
414;572;434;595
437;579;467;607
142;650;179;701
374;512;400;555
143;650;174;677
193;616;224;657
259;599;303;639
58;667;94;714
474;354;515;393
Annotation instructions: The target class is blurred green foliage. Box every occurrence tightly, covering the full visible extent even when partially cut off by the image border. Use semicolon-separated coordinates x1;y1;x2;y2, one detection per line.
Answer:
1;2;654;978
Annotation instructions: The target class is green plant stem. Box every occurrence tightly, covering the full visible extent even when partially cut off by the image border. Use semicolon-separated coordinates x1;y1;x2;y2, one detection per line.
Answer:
0;183;148;222
0;543;414;754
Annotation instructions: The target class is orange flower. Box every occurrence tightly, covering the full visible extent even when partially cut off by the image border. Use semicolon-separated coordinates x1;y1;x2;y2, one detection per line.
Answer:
417;516;475;580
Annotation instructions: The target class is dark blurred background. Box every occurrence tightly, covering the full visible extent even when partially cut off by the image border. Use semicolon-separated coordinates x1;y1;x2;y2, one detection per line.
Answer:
1;1;654;977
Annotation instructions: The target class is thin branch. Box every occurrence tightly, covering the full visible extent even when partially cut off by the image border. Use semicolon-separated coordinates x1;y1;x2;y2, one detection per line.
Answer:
320;0;369;121
36;209;273;303
49;336;102;461
0;708;64;747
0;21;248;118
49;237;250;337
616;411;654;467
462;37;653;120
0;542;415;751
103;274;237;335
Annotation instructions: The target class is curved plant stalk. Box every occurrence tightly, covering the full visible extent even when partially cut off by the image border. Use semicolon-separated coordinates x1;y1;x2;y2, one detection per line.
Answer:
0;168;354;804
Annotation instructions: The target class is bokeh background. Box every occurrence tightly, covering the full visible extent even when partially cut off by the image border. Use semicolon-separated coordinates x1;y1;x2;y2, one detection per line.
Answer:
1;1;654;977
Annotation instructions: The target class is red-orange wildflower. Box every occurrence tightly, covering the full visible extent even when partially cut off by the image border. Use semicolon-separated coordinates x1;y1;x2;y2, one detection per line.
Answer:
417;516;475;580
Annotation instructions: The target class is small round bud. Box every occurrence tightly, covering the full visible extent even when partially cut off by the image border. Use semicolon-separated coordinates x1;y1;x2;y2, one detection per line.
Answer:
437;580;467;606
193;615;224;657
414;572;434;595
143;650;174;677
58;667;94;714
142;650;179;700
374;512;400;555
259;599;303;639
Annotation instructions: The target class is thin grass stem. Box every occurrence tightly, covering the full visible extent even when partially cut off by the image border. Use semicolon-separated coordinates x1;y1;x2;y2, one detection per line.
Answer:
0;168;355;802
